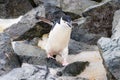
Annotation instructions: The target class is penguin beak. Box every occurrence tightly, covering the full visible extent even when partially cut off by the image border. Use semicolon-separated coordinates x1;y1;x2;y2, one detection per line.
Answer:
67;22;72;28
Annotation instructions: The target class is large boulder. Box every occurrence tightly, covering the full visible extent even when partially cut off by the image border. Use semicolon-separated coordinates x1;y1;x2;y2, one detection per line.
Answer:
0;63;56;80
5;0;33;18
82;0;120;37
61;0;98;15
34;0;98;16
71;0;120;45
12;41;47;65
71;17;103;45
0;33;20;76
97;9;120;80
4;5;46;40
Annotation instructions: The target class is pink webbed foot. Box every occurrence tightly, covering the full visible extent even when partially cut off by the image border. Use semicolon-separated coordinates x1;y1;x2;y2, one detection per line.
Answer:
47;54;54;59
62;61;69;66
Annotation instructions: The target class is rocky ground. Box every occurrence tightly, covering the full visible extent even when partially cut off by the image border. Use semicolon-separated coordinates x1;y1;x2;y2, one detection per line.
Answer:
0;0;120;80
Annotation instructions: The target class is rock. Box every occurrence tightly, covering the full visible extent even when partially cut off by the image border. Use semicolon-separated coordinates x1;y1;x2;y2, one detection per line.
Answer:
0;33;20;76
15;21;52;40
46;58;63;68
82;0;120;37
97;37;118;80
5;0;33;18
44;4;81;23
71;17;103;45
0;2;6;18
68;39;98;54
112;10;120;31
112;10;120;39
61;0;98;15
35;0;95;17
4;5;45;40
91;0;102;3
0;63;56;80
12;41;47;65
12;41;63;68
57;61;89;76
67;51;107;80
0;16;23;33
34;0;61;7
97;9;120;80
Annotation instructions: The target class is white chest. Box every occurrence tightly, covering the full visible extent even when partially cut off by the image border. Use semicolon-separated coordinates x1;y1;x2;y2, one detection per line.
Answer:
46;23;72;52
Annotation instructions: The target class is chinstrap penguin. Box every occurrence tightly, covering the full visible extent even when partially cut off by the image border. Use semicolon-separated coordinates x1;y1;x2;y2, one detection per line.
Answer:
45;15;72;66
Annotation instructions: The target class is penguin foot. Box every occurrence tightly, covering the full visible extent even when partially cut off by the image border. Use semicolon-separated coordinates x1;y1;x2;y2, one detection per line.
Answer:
47;54;55;59
62;61;68;66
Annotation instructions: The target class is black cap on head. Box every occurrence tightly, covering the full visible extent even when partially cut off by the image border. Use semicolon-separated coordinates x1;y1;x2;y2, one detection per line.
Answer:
62;15;71;23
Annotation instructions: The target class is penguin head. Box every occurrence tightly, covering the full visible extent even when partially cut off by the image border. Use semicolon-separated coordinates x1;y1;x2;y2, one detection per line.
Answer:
60;15;72;28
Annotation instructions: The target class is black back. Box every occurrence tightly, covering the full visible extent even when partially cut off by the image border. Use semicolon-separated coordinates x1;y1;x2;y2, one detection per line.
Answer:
62;15;71;23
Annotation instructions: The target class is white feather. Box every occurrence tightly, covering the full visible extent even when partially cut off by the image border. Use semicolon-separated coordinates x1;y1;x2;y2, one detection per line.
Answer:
46;21;71;55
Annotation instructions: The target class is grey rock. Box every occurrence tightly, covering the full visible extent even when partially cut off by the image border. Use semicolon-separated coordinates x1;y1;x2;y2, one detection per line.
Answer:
71;17;104;45
0;63;56;80
82;0;120;37
34;0;61;7
12;41;63;68
69;39;98;54
35;0;97;16
111;10;120;40
97;9;120;80
112;10;120;29
0;33;20;76
97;37;118;80
57;61;89;76
4;5;45;40
61;0;98;15
12;41;47;65
5;0;33;18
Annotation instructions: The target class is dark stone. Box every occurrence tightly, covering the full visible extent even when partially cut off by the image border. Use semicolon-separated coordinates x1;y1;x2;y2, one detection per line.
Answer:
19;55;46;66
4;5;45;40
5;0;33;18
46;58;63;68
91;0;102;3
64;12;81;20
0;0;5;4
57;61;89;76
28;0;37;8
82;0;120;37
15;21;52;41
45;4;81;23
0;4;6;18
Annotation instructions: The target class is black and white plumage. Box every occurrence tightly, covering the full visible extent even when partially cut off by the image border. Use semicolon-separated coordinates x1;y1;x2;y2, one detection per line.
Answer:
45;15;72;66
